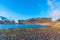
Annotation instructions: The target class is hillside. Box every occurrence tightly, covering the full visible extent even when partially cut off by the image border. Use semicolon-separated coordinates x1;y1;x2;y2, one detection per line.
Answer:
18;18;52;24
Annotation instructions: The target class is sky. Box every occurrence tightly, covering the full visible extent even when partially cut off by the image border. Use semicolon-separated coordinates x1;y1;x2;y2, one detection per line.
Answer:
0;0;60;21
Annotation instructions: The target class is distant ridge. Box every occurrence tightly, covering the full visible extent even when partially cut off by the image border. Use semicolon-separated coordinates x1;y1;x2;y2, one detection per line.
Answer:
0;16;10;21
18;18;52;24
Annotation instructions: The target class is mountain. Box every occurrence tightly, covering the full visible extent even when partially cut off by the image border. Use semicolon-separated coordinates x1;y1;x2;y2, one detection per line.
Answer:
0;16;10;22
0;16;12;24
18;18;52;24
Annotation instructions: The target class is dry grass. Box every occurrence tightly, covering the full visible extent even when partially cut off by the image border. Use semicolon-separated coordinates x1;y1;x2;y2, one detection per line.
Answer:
0;27;60;40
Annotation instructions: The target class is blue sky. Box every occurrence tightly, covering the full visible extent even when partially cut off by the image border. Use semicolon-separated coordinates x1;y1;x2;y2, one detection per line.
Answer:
0;0;60;20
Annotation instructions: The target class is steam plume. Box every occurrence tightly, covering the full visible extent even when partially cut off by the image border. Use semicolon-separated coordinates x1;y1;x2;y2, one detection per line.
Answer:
47;0;60;21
